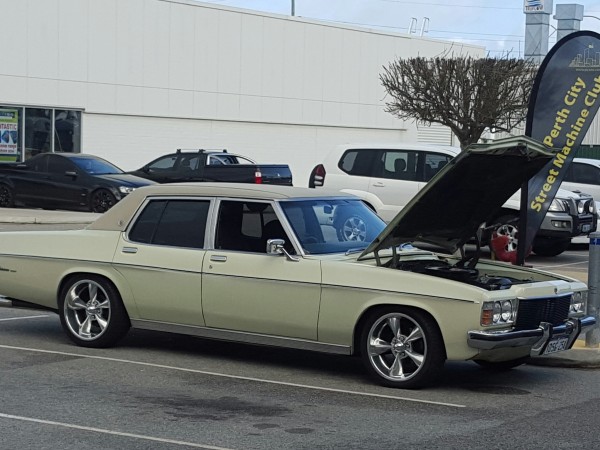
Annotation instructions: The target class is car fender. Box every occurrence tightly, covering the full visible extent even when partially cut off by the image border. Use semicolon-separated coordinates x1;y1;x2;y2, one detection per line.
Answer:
318;282;482;361
57;264;141;320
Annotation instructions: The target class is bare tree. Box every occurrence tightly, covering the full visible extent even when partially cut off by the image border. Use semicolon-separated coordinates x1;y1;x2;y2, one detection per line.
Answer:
380;56;537;149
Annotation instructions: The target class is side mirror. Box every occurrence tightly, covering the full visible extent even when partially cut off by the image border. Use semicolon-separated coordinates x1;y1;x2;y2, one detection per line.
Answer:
266;238;299;261
267;238;285;255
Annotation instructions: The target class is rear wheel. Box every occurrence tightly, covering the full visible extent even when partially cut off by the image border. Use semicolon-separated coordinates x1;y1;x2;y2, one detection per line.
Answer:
90;189;117;213
0;184;14;207
336;214;368;242
58;275;130;348
359;307;445;389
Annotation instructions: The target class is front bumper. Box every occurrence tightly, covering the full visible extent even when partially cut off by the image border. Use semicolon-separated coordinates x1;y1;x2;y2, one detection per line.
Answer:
467;316;596;357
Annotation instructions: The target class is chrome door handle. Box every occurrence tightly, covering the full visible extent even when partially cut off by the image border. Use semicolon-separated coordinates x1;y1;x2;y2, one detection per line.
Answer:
210;255;227;262
122;247;138;254
372;182;385;187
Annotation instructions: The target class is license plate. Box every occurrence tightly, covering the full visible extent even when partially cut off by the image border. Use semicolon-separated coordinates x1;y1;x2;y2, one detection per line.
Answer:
582;224;591;233
543;336;569;355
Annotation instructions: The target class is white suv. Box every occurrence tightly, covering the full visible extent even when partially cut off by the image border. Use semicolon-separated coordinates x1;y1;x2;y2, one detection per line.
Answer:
309;143;597;259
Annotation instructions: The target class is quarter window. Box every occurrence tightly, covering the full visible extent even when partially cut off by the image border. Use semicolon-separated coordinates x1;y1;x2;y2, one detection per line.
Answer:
129;199;209;248
339;150;377;176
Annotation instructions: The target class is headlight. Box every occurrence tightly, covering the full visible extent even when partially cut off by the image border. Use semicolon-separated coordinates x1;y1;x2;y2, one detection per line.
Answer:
548;199;567;212
578;201;585;214
570;291;587;314
119;186;136;195
481;300;516;326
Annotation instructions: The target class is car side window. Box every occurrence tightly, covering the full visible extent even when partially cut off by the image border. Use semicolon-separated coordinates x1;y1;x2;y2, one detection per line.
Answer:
375;150;417;181
128;199;209;249
48;156;75;174
423;153;452;182
339;150;377;177
571;163;599;185
149;155;177;171
215;200;290;253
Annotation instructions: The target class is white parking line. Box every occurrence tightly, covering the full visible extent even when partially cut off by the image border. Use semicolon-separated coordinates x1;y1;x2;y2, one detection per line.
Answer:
0;315;51;322
0;412;231;449
0;344;465;408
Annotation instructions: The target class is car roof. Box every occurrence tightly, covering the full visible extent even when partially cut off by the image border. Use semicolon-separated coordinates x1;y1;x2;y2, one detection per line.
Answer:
574;157;600;167
88;183;356;232
335;142;460;155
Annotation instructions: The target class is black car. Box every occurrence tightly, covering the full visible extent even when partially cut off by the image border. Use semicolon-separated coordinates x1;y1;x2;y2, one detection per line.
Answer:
0;153;155;212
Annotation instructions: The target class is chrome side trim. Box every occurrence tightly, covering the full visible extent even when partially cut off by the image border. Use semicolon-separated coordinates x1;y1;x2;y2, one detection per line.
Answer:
130;319;351;355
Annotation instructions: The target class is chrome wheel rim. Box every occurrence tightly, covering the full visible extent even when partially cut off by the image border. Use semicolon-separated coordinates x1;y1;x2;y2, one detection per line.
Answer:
341;216;367;241
367;313;427;382
495;224;518;252
64;280;111;341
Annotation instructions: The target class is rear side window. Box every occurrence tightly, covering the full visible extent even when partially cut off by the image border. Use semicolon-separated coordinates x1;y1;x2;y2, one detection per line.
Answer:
339;150;377;177
128;199;210;248
568;163;600;185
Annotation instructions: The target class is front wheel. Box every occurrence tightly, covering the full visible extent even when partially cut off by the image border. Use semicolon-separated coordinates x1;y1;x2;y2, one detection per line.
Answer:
90;189;117;213
58;275;130;348
0;184;14;207
532;238;570;257
359;307;446;389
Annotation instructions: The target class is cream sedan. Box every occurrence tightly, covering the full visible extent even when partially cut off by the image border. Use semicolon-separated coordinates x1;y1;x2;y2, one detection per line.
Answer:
0;137;595;389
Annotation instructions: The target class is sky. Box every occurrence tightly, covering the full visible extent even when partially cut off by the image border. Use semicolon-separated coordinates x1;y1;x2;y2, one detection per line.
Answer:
194;0;600;57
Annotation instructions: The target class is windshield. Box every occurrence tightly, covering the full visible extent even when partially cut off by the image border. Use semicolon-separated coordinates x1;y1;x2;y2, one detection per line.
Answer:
280;199;386;255
71;157;123;175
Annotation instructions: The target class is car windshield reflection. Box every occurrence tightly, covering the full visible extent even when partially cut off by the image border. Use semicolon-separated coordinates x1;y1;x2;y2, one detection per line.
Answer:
71;157;123;175
280;199;386;254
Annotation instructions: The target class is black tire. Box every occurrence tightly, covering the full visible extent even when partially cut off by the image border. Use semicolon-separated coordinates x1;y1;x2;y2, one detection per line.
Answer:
0;183;14;207
336;214;368;242
532;238;570;257
474;357;529;371
90;189;117;213
58;275;130;348
359;306;446;389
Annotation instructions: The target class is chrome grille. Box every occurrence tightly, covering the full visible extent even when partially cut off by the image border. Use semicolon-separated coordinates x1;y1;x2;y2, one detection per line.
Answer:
514;294;572;330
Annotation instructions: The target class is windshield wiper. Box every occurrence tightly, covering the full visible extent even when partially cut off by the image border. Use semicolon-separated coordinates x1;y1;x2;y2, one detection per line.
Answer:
345;247;368;255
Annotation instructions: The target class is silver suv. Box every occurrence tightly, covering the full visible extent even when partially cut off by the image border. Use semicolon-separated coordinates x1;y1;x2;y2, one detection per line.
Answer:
309;143;597;260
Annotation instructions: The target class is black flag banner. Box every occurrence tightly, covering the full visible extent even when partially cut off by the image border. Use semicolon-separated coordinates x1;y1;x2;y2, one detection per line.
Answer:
520;30;600;264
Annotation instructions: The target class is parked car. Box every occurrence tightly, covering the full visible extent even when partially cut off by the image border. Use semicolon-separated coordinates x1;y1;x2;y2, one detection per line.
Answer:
129;149;293;185
0;137;594;389
0;153;155;212
308;143;597;260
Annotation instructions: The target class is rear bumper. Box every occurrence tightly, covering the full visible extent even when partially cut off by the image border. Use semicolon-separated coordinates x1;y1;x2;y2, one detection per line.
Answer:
467;316;596;356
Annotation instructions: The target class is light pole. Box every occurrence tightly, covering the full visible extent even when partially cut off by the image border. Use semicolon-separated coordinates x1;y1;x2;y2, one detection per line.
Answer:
291;0;295;16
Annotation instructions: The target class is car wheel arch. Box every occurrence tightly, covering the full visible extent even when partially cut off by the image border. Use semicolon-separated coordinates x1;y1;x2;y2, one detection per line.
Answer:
351;304;446;358
57;271;137;317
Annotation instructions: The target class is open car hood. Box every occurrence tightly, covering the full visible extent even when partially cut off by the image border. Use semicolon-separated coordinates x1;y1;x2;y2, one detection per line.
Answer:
359;137;555;259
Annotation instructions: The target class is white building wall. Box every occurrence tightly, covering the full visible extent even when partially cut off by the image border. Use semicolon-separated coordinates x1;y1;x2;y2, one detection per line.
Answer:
1;0;484;185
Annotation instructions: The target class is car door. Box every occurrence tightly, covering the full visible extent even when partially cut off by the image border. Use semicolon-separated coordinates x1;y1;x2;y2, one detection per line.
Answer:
9;154;56;206
202;199;321;340
45;154;88;209
112;198;210;326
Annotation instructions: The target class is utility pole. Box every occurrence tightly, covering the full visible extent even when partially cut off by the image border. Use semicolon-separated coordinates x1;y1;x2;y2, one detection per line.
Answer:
291;0;295;16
